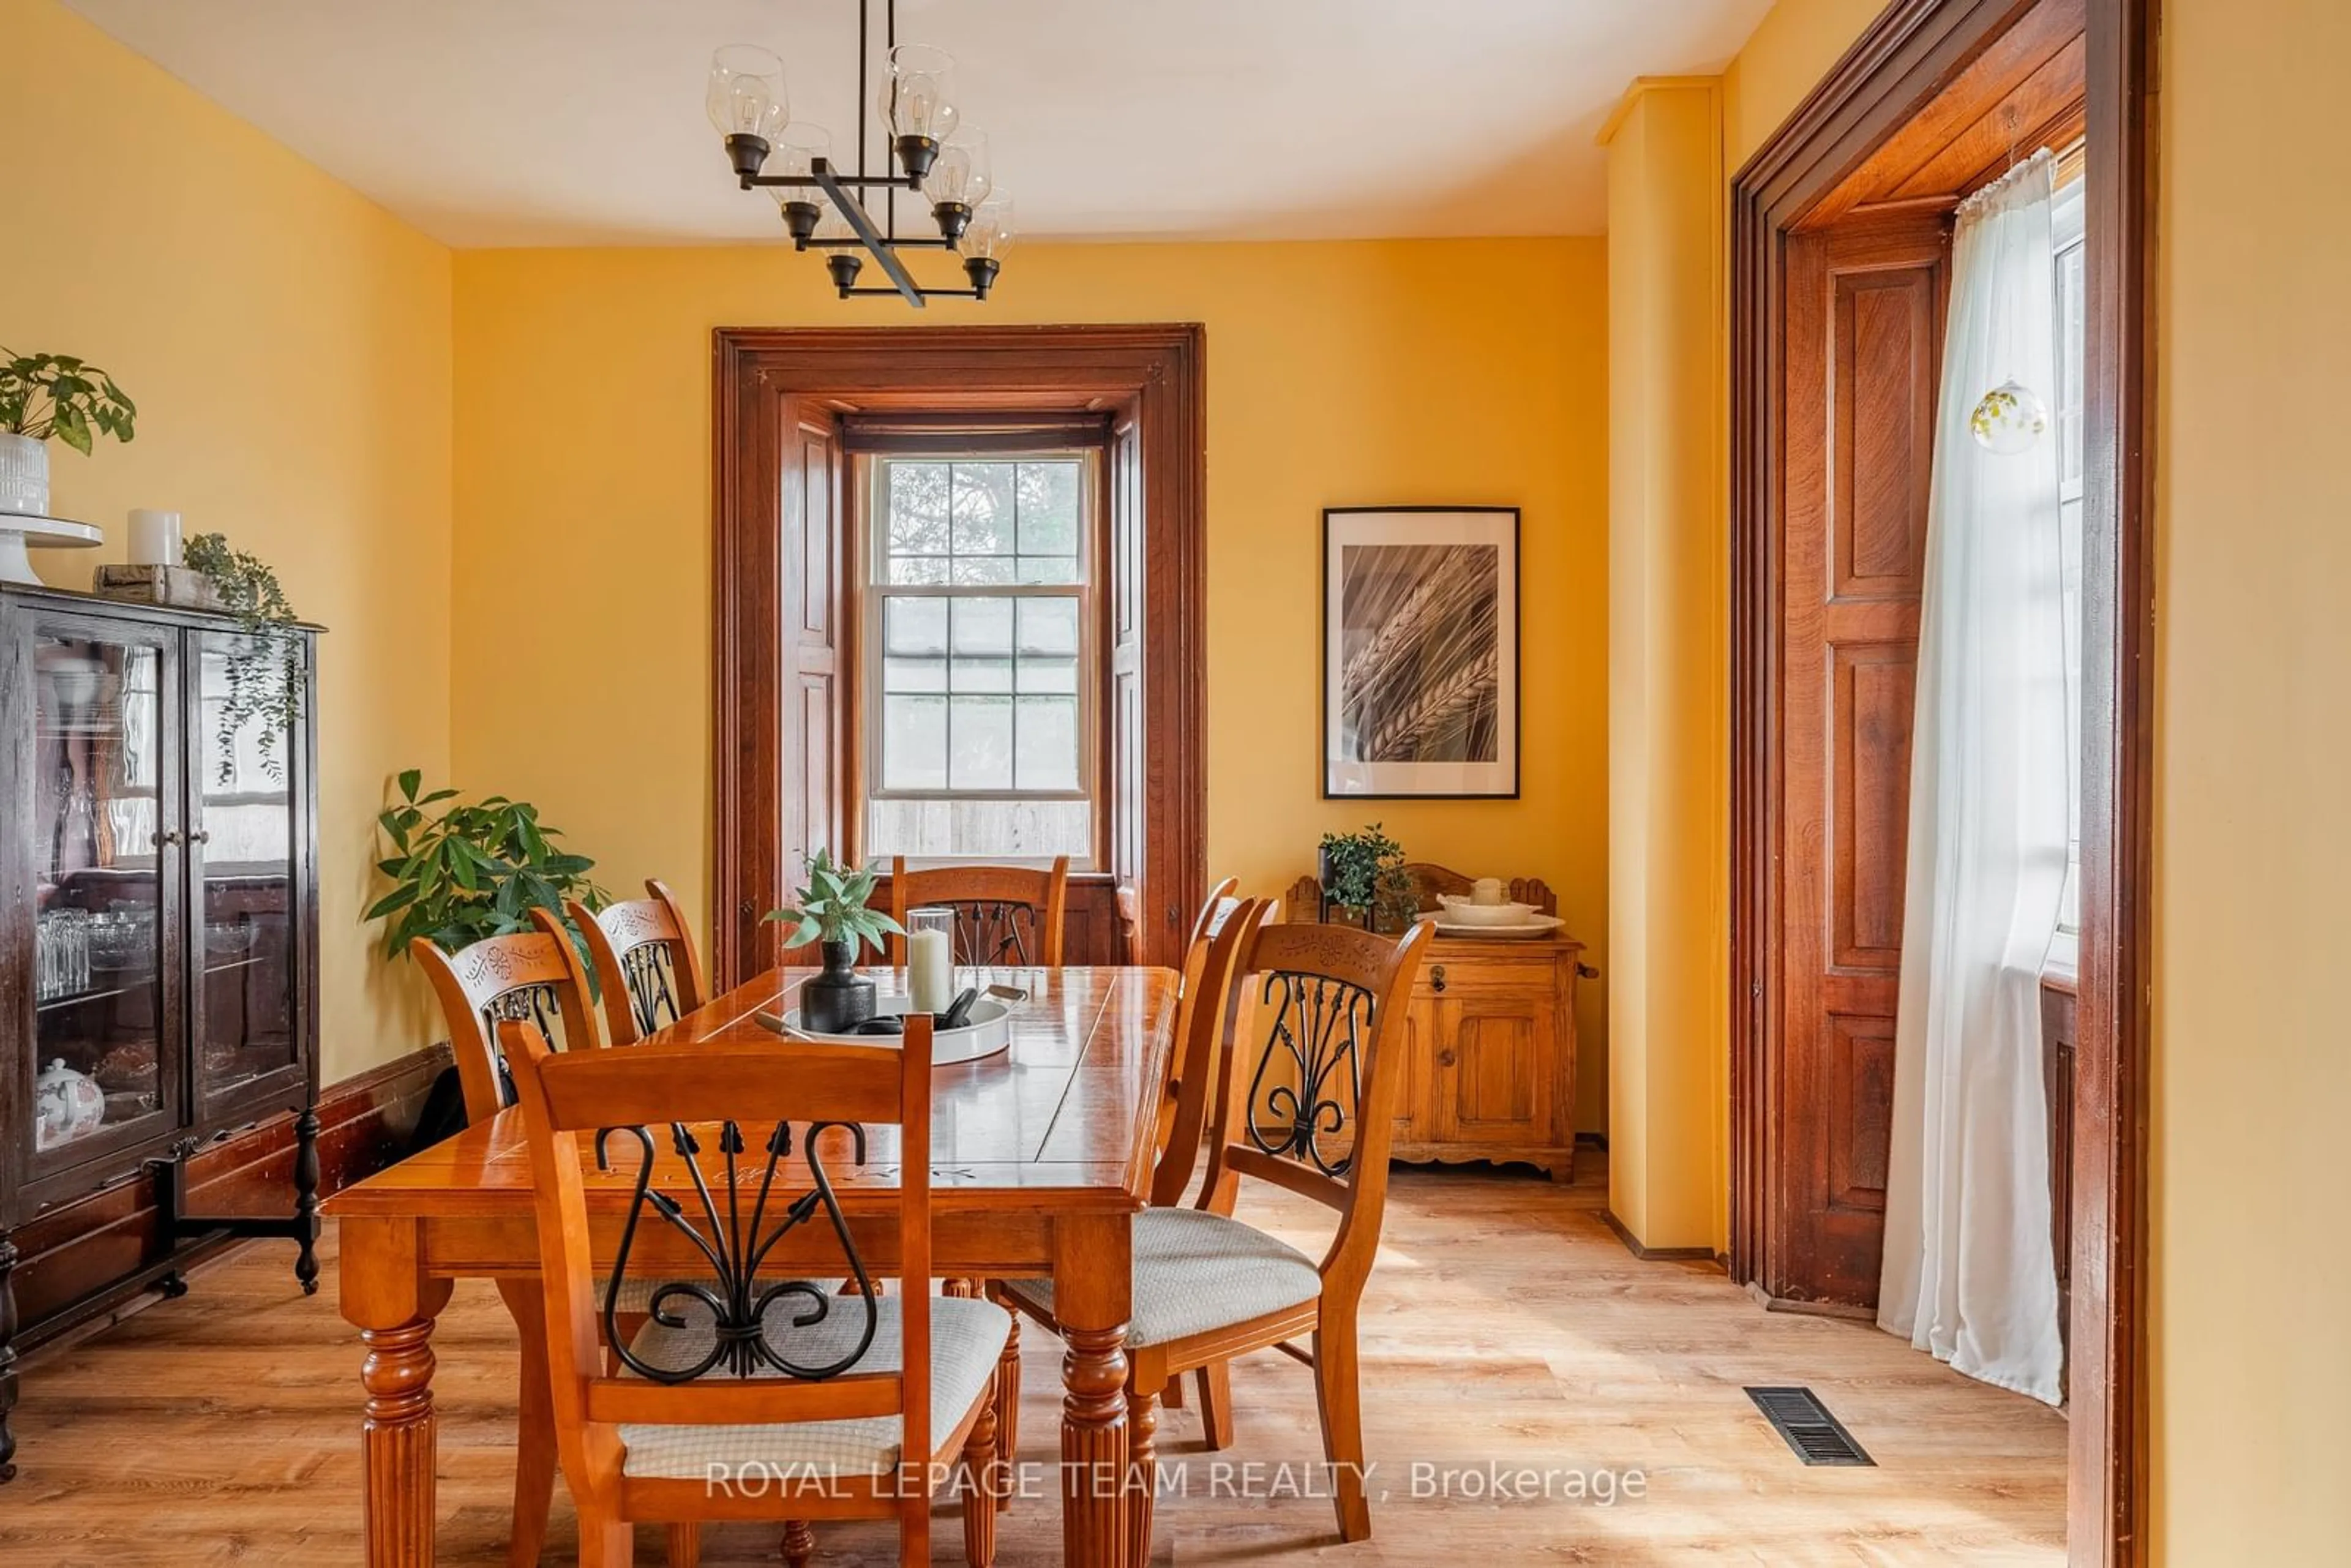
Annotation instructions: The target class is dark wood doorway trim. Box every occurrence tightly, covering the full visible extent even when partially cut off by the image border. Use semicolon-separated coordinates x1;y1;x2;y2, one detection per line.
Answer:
711;324;1207;988
1728;1;2154;1564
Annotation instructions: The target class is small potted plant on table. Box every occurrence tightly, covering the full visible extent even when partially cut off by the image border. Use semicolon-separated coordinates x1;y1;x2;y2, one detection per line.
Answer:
767;850;903;1033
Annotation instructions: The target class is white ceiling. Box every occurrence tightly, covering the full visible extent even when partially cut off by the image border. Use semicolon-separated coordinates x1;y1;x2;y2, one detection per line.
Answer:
64;0;1772;247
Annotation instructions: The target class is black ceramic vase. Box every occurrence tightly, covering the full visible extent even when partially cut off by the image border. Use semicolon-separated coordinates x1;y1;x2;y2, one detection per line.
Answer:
800;939;876;1033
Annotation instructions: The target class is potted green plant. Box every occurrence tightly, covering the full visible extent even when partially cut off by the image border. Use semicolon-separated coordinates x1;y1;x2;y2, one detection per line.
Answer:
1318;823;1420;934
366;770;610;982
1;348;137;504
180;531;304;784
1;348;137;584
765;849;903;1032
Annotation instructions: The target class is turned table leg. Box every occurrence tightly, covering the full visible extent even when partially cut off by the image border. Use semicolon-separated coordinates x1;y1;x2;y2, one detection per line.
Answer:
1127;1383;1161;1568
1055;1212;1134;1568
342;1218;454;1568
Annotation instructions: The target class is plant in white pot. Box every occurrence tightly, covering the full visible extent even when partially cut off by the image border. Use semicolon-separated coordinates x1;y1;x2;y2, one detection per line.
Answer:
0;348;137;585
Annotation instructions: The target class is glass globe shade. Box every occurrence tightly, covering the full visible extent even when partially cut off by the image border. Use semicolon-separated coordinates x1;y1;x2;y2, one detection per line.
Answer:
1970;378;2049;455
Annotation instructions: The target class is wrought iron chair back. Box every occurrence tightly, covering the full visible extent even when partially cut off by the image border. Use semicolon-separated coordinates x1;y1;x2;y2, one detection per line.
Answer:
1197;918;1434;1294
1149;885;1261;1204
501;1015;943;1542
887;855;1070;968
411;916;597;1123
569;879;708;1046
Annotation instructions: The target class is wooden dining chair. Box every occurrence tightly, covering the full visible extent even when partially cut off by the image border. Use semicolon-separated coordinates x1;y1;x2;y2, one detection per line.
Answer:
1000;917;1433;1549
887;855;1070;967
982;883;1259;1475
410;918;604;1567
568;879;708;1046
411;918;600;1124
501;1013;1011;1568
1151;879;1250;1193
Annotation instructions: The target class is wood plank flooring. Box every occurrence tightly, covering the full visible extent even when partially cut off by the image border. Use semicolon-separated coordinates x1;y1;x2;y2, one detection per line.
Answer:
0;1153;2064;1564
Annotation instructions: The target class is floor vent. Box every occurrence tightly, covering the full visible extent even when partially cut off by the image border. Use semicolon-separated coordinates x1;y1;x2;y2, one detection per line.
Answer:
1745;1386;1875;1466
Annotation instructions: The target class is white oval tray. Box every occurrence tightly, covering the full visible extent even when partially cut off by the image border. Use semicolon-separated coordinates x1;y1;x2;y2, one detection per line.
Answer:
759;994;1012;1065
1414;912;1565;941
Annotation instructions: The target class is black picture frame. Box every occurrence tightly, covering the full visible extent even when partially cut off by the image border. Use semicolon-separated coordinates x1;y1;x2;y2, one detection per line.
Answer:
1319;505;1521;800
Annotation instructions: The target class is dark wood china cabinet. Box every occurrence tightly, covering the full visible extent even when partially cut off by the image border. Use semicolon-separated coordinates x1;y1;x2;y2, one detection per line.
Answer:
0;585;322;1481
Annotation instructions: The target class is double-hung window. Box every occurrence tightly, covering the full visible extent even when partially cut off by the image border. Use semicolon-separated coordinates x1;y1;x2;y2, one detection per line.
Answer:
2052;170;2087;937
858;450;1103;866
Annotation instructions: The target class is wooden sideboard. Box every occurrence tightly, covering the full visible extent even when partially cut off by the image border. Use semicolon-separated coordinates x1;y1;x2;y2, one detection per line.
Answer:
1284;868;1583;1181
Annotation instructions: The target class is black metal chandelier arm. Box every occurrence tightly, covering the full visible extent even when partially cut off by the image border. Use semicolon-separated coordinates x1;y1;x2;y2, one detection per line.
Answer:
814;162;925;306
741;172;920;192
807;236;957;250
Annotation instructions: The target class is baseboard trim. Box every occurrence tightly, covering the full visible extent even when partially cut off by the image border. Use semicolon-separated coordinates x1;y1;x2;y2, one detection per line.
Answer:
1744;1278;1878;1322
12;1043;449;1357
1600;1207;1727;1268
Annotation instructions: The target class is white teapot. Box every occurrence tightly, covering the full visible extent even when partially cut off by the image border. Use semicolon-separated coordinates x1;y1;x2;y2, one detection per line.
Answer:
36;1057;106;1149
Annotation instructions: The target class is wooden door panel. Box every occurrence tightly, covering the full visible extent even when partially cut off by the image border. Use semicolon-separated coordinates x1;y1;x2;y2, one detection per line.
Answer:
1833;271;1937;598
1831;642;1918;970
1773;216;1946;1308
1434;994;1553;1146
781;413;841;879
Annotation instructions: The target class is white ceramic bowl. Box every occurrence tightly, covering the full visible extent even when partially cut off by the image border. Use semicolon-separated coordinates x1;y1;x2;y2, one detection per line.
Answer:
1434;894;1538;926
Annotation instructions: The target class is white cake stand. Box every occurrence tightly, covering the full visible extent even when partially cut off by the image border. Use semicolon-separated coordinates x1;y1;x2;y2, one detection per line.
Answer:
0;510;103;587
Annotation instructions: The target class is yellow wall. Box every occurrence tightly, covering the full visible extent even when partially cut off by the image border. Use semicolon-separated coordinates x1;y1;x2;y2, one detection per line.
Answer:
2152;1;2351;1556
1600;80;1728;1249
1721;0;1891;172
450;238;1615;1129
1700;0;2351;1556
0;0;454;1082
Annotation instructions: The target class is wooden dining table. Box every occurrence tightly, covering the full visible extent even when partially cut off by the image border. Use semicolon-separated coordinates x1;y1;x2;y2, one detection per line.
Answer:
327;964;1179;1567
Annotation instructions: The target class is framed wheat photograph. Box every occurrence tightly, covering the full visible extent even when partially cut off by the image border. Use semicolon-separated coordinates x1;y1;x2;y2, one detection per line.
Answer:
1321;505;1520;799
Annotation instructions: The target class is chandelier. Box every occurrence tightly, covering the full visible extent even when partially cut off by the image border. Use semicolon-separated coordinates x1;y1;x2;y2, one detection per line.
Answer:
706;0;1013;308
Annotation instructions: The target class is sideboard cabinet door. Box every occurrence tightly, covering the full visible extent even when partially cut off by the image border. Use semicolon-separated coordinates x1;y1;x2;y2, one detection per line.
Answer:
1431;987;1558;1150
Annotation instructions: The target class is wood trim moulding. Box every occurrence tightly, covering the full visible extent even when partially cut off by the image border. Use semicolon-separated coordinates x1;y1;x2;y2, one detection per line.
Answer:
1599;1208;1728;1269
711;324;1209;981
10;1043;449;1358
1728;1;2154;1563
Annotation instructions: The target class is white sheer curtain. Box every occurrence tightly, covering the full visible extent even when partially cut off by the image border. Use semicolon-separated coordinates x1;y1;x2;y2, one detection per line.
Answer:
1877;149;2069;1405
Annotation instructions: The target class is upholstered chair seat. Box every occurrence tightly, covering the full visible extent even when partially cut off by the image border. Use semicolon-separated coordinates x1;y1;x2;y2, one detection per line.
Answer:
618;1294;1013;1480
1000;1208;1320;1349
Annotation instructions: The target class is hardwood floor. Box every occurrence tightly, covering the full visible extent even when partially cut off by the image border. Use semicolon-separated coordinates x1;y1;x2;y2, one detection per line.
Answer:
0;1153;2064;1564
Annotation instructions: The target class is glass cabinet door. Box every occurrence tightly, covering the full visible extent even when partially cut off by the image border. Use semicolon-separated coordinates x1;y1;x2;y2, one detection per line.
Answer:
192;630;303;1110
29;623;178;1168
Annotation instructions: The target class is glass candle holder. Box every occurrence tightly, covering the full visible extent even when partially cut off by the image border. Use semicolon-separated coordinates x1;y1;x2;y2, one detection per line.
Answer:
906;906;956;1015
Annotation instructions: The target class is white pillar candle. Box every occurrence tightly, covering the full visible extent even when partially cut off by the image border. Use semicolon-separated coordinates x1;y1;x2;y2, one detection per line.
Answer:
1472;877;1506;907
907;926;953;1015
128;509;182;567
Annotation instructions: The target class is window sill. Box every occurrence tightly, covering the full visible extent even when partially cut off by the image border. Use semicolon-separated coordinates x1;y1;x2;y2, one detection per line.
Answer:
2042;928;2080;994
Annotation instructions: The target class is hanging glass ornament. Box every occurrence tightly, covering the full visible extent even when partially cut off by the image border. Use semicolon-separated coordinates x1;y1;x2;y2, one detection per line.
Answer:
1970;378;2049;454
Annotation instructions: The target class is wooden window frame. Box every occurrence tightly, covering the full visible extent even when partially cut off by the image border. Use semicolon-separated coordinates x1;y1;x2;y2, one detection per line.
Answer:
843;436;1115;871
1728;1;2156;1562
712;324;1206;983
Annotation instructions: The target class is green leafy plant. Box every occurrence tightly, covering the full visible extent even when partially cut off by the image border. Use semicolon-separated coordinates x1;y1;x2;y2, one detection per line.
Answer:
181;531;303;784
367;770;610;972
1319;822;1419;933
764;849;902;954
0;349;137;453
